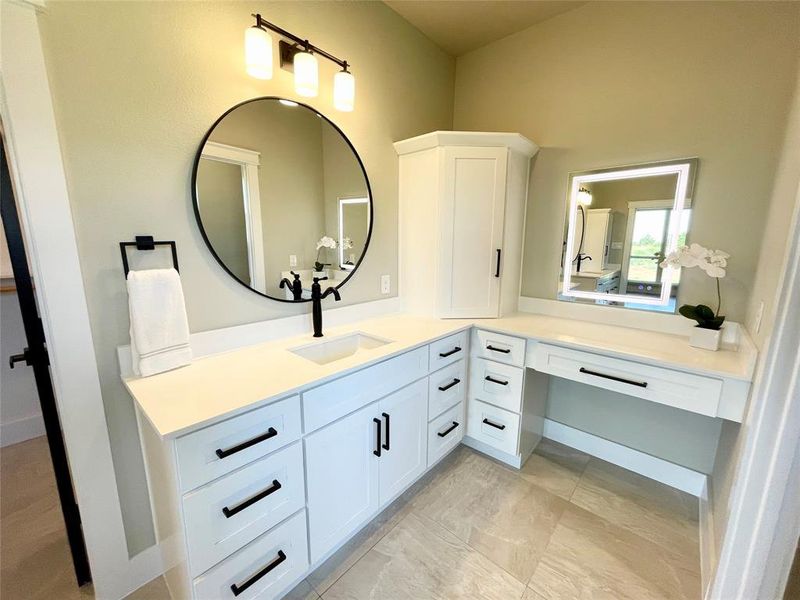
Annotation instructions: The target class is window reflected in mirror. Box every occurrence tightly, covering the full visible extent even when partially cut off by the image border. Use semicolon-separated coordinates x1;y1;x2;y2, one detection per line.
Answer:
559;159;697;313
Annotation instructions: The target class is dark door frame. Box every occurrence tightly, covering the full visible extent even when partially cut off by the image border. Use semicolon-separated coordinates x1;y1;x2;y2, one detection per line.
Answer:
1;133;92;586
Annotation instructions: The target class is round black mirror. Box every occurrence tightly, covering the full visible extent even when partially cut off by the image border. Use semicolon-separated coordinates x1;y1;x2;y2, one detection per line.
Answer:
192;97;372;302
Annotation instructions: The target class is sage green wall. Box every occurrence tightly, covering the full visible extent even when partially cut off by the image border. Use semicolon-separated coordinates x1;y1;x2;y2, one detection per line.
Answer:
453;1;800;323
38;1;455;555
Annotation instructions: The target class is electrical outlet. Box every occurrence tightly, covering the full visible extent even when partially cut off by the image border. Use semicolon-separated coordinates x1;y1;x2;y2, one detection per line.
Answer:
380;274;391;294
289;255;297;267
754;300;765;333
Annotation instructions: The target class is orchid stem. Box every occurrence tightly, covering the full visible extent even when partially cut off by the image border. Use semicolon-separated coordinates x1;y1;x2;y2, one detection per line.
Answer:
715;277;721;317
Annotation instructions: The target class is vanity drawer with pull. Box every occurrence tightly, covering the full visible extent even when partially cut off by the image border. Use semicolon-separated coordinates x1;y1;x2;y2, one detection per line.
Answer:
428;360;466;420
303;346;428;433
472;329;526;367
468;357;524;413
429;330;469;371
428;402;464;467
183;442;305;576
176;395;302;492
192;509;308;600
532;343;723;417
466;399;520;456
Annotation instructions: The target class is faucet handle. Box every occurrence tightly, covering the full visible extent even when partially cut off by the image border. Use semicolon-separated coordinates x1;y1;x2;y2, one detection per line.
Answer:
313;276;329;283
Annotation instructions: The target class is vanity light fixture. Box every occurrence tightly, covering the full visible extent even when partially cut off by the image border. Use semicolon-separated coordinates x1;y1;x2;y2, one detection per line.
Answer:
245;14;355;110
278;99;299;107
577;187;593;205
244;23;273;80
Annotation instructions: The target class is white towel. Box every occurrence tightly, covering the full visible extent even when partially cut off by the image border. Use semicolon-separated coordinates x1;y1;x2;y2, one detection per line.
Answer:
127;268;192;377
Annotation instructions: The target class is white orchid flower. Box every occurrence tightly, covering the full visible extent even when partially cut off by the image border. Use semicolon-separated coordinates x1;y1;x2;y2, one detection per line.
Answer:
659;243;728;278
316;235;337;250
341;237;354;250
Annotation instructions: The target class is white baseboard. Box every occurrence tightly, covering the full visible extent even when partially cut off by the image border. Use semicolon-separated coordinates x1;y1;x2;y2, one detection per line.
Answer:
542;418;706;497
0;414;45;447
699;478;716;599
123;543;164;598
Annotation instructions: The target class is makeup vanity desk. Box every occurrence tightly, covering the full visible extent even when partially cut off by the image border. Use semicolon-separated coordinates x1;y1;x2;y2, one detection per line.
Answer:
124;310;756;600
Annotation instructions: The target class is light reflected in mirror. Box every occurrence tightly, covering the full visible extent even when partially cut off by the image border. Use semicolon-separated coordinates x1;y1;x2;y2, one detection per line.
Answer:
193;97;372;301
559;159;697;312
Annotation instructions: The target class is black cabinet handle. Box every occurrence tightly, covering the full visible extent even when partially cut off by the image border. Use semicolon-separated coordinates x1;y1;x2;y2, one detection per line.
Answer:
438;378;461;392
579;367;648;388
485;375;509;386
222;480;282;518
381;412;390;451
439;346;461;358
216;427;278;459
495;248;502;277
486;345;510;354
230;550;286;596
437;422;459;438
373;418;382;457
483;418;506;430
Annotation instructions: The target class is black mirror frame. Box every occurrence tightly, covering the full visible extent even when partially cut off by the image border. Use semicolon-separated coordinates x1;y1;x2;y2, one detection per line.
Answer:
191;96;374;303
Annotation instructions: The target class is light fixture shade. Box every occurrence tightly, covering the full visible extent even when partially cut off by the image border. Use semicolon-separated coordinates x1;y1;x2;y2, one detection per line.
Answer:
333;69;355;112
245;26;273;80
294;51;319;97
577;188;593;206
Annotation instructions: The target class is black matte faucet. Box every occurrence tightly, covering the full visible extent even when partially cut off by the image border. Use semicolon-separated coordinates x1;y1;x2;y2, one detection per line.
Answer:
311;277;341;337
575;253;592;273
279;271;304;301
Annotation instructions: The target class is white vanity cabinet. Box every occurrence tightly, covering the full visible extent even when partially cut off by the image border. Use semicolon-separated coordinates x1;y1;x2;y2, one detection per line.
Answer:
305;379;428;563
583;208;615;271
395;131;539;319
464;329;548;468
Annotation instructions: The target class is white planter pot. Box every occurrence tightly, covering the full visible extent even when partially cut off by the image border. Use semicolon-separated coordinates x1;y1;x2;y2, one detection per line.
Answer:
689;326;722;351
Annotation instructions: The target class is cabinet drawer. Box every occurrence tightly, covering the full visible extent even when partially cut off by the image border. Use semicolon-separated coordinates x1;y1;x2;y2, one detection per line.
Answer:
468;357;524;413
428;360;466;420
429;330;468;371
193;509;308;600
472;329;526;367
303;346;428;433
183;442;305;576
532;343;723;417
176;396;301;492
428;402;464;467
466;399;520;456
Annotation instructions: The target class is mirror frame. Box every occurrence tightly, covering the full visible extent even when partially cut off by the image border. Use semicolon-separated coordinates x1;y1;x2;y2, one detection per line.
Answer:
561;158;698;308
191;96;374;302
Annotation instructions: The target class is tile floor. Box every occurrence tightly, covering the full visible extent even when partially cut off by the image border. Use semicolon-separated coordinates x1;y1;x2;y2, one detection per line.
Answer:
0;436;701;600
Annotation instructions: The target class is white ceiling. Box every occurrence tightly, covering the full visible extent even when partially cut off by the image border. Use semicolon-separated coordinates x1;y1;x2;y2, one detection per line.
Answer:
384;0;587;56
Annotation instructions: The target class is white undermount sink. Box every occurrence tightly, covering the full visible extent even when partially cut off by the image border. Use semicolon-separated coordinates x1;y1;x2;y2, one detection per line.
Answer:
289;332;393;365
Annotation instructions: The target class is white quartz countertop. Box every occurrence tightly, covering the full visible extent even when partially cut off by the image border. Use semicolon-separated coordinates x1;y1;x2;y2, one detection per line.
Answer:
571;268;620;279
124;312;757;440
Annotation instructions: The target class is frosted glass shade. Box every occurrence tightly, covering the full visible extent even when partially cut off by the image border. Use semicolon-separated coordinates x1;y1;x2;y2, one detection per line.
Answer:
294;51;319;97
577;188;593;205
333;69;355;112
244;27;273;80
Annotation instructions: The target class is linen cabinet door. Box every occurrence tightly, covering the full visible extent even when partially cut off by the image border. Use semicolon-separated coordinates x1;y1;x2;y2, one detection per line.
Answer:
378;380;428;504
305;403;380;563
437;146;508;318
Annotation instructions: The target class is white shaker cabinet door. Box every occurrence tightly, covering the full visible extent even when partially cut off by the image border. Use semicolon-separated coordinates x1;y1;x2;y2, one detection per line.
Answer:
305;403;380;564
437;146;508;318
378;380;428;504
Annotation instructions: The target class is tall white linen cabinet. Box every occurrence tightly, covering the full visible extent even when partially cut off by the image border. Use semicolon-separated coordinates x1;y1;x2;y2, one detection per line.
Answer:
395;131;539;318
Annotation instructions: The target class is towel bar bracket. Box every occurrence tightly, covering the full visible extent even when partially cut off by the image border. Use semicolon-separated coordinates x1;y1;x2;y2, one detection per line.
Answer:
120;236;179;277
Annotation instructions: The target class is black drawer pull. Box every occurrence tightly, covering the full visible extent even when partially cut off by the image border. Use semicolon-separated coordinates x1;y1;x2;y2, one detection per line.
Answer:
382;412;390;451
483;418;506;430
373;417;382;457
438;378;461;392
439;346;462;358
485;375;509;386
579;367;648;388
437;421;459;437
230;550;286;596
486;345;510;354
495;248;501;277
222;479;282;518
216;427;278;459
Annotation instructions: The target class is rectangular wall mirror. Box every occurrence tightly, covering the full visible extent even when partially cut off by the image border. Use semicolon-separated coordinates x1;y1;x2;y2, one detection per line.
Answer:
338;197;369;271
559;158;698;312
